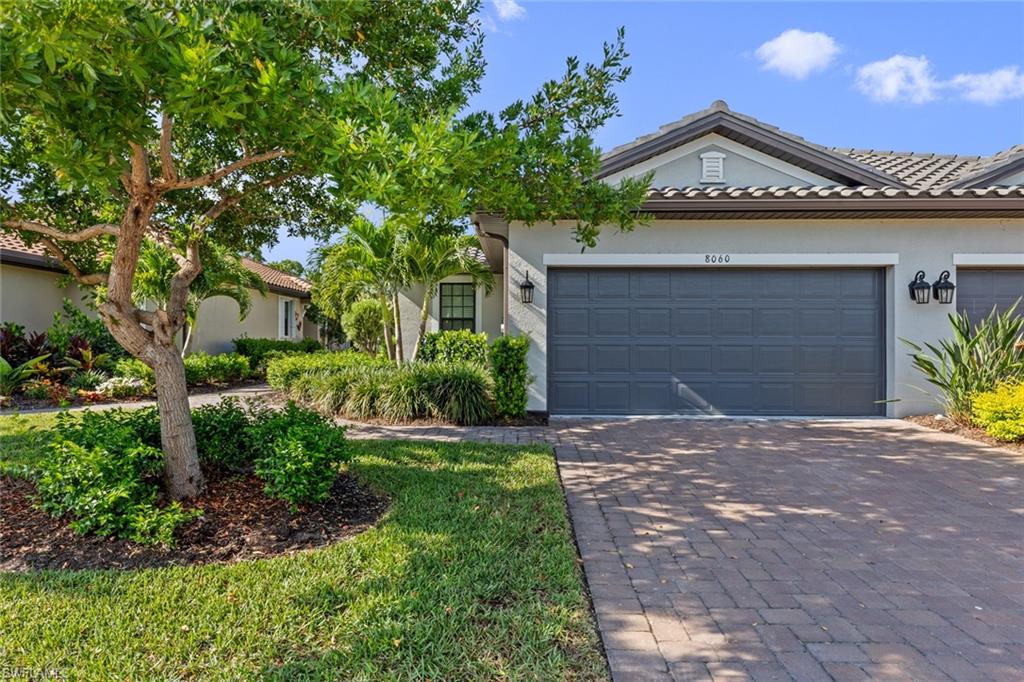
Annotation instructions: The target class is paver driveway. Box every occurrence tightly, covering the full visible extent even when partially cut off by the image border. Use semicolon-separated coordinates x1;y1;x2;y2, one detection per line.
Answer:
348;417;1024;681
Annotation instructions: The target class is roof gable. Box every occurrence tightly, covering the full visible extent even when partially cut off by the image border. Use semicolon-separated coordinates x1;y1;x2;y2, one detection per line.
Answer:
599;100;902;188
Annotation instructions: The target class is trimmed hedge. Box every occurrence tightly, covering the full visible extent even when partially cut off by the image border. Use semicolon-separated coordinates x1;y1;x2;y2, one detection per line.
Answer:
267;352;494;425
972;382;1024;442
233;336;322;374
418;330;488;365
114;352;249;388
490;335;531;419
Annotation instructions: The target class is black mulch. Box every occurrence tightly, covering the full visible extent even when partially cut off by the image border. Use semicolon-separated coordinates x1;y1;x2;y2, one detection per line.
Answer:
1;471;388;572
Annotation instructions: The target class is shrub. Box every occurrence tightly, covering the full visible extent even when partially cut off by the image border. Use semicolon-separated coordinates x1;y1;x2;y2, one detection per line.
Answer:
0;322;28;364
114;357;155;383
191;398;252;468
266;350;387;390
98;376;150;399
490;335;531;419
378;363;436;422
68;369;108;391
972;382;1024;442
426;362;495;425
903;302;1024;422
248;402;349;508
184;352;250;385
47;298;127;361
0;354;49;396
36;411;198;546
341;299;388;355
233;336;321;374
418;330;489;366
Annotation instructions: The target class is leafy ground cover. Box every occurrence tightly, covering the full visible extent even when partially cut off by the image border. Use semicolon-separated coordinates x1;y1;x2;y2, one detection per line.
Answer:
0;413;605;680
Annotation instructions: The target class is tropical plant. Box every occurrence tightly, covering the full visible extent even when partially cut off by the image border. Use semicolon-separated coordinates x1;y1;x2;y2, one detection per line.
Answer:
0;322;28;364
313;217;406;362
341;299;389;356
405;230;494;359
133;241;268;356
68;369;108;391
903;302;1024;422
64;337;111;372
0;354;49;396
490;335;532;419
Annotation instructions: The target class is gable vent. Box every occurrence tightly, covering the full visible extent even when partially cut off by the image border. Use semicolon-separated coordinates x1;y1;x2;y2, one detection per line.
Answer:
700;151;726;184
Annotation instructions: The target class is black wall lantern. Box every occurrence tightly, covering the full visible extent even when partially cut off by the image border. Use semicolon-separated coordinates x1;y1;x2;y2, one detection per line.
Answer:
932;270;956;304
909;270;931;304
519;272;535;304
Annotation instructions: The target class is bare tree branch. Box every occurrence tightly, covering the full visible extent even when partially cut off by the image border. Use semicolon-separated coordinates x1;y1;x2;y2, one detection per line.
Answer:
2;219;120;242
162;149;290;192
159;113;177;183
37;236;108;286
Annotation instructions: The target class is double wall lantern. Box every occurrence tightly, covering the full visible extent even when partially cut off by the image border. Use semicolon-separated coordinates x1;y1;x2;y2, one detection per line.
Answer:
908;270;956;305
519;272;535;304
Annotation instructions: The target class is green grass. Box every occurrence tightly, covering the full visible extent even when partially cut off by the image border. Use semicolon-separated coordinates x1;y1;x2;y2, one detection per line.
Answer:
0;411;59;476
0;413;606;681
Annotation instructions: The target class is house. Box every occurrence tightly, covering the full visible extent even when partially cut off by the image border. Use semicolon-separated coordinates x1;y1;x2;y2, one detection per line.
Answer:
402;101;1024;417
0;232;320;355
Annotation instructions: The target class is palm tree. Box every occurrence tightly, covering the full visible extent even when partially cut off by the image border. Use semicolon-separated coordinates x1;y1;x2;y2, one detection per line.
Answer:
405;231;494;360
133;241;268;356
313;217;407;361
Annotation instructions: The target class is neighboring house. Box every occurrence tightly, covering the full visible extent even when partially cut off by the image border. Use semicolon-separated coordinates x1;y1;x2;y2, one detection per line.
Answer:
0;233;319;355
403;100;1024;417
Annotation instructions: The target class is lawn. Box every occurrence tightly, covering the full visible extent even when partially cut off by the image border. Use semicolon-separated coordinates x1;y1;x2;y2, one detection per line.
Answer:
0;412;607;680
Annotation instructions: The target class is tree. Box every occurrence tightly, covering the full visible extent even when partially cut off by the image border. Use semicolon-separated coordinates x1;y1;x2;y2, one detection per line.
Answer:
312;217;405;362
0;0;484;498
405;229;494;360
264;259;305;278
341;299;388;356
133;241;268;356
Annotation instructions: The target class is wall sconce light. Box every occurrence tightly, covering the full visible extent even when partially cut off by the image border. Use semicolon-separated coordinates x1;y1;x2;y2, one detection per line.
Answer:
519;272;535;304
932;270;956;304
909;270;931;304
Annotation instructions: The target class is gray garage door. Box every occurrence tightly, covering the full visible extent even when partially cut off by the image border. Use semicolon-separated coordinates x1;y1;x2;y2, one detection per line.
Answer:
548;268;885;416
956;269;1024;325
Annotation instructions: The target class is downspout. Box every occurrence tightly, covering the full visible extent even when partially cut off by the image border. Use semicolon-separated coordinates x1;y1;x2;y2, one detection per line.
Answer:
474;221;509;336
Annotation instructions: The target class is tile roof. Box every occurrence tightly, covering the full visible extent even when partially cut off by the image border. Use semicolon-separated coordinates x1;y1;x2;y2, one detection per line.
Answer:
0;232;311;297
644;185;1024;201
602;100;1024;191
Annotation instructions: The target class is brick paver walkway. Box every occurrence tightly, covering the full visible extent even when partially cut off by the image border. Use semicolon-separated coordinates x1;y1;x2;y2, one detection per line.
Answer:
347;417;1024;681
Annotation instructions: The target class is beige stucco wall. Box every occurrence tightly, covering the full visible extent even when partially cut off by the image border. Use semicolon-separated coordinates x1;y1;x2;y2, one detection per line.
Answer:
188;292;311;355
397;275;503;359
0;264;93;333
496;216;1024;417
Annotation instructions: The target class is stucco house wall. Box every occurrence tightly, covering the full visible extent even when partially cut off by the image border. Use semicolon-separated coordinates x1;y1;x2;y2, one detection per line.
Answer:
186;292;308;355
501;217;1022;417
397;276;504;359
0;263;95;333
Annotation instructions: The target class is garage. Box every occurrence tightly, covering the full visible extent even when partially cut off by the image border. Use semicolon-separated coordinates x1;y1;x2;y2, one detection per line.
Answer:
955;269;1024;324
547;268;886;416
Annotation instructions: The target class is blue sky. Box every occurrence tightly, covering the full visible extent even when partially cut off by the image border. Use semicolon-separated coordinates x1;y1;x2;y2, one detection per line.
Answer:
264;1;1024;266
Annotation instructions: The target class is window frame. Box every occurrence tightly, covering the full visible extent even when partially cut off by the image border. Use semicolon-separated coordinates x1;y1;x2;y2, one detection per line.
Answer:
280;298;295;339
438;282;476;332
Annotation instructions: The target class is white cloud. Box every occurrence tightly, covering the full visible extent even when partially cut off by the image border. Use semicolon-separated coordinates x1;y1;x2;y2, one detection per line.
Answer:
855;54;937;104
492;0;526;21
949;66;1024;105
755;29;841;79
478;13;498;33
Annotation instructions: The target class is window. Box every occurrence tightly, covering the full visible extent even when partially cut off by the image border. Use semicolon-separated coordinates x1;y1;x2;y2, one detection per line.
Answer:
281;299;295;338
700;150;726;183
439;283;476;331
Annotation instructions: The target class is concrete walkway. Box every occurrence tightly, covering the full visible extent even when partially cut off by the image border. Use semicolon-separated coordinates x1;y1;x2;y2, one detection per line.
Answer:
345;417;1024;682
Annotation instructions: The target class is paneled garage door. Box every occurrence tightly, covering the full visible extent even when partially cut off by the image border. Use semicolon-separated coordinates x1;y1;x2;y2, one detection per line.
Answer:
547;268;885;416
955;269;1024;325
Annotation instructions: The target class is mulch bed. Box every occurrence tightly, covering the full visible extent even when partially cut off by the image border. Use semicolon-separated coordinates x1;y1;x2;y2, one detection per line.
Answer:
0;470;388;572
1;378;265;413
904;415;1024;455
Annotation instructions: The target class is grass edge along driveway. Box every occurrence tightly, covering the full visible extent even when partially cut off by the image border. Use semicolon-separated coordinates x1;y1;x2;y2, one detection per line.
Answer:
0;413;607;680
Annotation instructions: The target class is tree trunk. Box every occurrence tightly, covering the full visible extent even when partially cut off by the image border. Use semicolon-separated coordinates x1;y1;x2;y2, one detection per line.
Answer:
411;285;433;362
150;345;205;499
181;323;194;358
392;290;404;364
380;294;395;360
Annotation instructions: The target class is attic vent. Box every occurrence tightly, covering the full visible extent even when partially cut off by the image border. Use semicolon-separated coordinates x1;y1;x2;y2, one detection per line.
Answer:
700;151;726;184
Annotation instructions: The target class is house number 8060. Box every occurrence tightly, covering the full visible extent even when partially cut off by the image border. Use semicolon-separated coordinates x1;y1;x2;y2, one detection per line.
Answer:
705;254;730;263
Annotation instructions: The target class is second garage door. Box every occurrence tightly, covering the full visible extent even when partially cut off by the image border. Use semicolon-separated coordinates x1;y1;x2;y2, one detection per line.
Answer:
548;268;885;416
